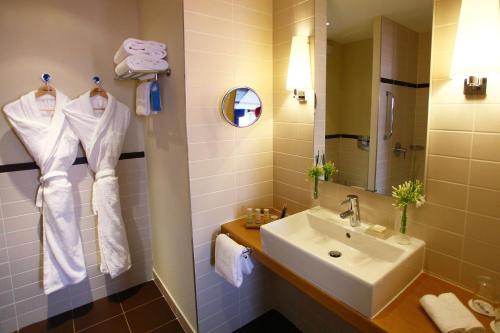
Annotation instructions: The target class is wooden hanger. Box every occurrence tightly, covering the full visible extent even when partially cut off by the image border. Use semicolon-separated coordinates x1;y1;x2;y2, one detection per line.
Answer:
35;73;56;98
89;76;108;99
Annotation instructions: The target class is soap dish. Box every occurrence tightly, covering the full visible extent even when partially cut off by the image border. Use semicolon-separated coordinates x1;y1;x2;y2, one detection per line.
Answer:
364;224;392;240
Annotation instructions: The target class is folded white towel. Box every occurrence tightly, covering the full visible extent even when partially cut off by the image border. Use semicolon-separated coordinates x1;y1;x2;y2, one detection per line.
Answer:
420;293;485;333
136;81;152;116
420;295;466;333
215;234;249;288
439;293;485;333
115;55;169;77
114;38;166;64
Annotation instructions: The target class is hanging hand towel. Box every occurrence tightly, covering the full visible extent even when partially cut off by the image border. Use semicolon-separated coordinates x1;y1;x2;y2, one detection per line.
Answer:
136;81;152;116
3;90;86;294
115;55;169;77
439;293;485;333
215;234;249;288
63;92;131;278
114;38;166;64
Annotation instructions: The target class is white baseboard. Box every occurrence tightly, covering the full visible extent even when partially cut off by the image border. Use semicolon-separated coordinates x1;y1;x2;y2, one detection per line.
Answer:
153;269;197;333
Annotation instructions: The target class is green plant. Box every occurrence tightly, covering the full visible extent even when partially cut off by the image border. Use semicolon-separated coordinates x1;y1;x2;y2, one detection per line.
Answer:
308;165;324;200
322;161;338;181
392;179;425;234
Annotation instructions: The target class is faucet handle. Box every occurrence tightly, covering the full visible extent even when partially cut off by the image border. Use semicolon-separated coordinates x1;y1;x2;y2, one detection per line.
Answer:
340;194;358;205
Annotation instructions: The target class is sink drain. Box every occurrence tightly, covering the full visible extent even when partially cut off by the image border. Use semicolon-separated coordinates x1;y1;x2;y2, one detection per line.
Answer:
329;250;342;258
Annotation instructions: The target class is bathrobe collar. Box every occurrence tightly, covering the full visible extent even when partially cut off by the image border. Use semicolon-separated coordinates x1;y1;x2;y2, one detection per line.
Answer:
81;91;117;164
19;90;68;172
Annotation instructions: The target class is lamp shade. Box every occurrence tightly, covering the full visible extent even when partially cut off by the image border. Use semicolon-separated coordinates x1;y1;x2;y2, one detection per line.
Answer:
450;0;500;78
286;35;312;91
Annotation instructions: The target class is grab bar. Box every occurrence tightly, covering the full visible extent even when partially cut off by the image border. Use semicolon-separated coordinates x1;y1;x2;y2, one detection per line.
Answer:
384;91;395;140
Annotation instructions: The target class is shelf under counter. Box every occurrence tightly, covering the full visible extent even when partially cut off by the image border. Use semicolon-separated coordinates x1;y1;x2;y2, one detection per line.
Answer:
221;217;493;333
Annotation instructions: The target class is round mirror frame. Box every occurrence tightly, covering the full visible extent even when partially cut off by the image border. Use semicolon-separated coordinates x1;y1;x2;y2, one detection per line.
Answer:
220;86;263;128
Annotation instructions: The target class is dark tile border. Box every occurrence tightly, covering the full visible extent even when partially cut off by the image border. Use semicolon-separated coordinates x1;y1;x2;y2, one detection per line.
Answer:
380;77;429;88
0;151;145;173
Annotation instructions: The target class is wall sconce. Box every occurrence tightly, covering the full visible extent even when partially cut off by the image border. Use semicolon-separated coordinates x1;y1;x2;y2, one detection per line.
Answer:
450;0;500;96
286;35;312;103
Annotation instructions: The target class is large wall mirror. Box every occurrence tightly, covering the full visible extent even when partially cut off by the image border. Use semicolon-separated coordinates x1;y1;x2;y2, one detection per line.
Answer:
317;0;433;196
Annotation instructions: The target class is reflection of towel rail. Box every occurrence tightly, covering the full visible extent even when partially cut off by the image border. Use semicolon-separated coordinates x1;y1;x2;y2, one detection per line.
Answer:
217;232;252;256
115;68;171;81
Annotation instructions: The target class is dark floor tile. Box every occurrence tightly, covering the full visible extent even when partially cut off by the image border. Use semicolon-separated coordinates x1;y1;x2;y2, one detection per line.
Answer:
233;310;301;333
118;280;162;311
125;297;175;333
78;315;129;333
19;311;73;333
73;296;123;331
149;320;184;333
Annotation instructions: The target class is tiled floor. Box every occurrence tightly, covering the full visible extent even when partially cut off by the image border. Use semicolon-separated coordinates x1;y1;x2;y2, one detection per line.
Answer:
18;281;185;333
233;310;301;333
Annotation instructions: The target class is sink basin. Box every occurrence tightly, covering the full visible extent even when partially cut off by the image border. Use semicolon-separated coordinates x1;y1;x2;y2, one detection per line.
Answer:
260;207;425;318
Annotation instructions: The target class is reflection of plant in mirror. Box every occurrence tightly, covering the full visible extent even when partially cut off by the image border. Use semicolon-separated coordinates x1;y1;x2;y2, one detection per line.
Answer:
392;180;425;235
322;161;338;182
308;166;324;200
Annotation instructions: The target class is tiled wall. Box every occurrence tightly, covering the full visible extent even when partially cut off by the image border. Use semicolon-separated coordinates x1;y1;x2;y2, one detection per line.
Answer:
376;17;427;195
0;159;152;332
325;138;369;188
273;0;316;214
319;0;500;292
183;0;274;331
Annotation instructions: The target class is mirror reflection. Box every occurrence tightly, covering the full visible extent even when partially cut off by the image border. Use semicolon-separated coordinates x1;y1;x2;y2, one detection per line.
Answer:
321;0;433;196
221;87;262;127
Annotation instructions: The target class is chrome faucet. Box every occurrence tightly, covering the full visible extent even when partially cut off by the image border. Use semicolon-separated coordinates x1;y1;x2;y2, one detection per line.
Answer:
340;194;361;227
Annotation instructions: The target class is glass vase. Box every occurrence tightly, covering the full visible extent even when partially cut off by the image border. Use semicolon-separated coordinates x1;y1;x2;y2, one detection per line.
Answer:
395;205;411;245
311;177;320;210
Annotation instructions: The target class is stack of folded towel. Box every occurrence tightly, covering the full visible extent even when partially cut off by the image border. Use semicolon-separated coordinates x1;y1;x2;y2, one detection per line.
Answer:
114;38;169;77
420;293;485;333
215;234;254;288
114;38;167;115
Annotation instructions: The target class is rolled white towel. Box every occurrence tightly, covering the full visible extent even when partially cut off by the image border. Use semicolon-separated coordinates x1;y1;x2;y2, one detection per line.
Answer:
439;293;485;333
115;55;169;77
215;234;248;288
114;38;166;64
136;81;151;116
420;294;466;333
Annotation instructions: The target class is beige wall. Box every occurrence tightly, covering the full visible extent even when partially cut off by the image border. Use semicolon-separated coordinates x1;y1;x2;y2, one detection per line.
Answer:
0;1;153;331
0;0;144;165
138;1;197;332
273;0;316;215
320;0;500;292
183;1;274;331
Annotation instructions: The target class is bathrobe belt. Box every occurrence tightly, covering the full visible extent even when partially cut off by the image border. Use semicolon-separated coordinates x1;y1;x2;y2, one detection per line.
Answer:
92;169;116;214
35;171;69;209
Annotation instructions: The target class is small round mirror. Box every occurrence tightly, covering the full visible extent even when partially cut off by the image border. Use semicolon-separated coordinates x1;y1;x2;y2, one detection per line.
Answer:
221;87;262;127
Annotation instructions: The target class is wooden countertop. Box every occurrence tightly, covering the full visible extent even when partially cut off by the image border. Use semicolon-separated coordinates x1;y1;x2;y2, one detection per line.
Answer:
221;218;494;333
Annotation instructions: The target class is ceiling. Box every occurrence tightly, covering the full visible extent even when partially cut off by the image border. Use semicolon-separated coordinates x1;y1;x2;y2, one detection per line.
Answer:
327;0;433;43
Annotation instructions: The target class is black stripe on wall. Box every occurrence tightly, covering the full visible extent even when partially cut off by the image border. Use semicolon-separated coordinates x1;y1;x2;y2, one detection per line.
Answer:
380;77;430;88
0;151;145;174
325;134;363;140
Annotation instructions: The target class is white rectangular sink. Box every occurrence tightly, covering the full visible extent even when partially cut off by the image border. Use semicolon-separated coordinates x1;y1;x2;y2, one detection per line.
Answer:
260;207;425;318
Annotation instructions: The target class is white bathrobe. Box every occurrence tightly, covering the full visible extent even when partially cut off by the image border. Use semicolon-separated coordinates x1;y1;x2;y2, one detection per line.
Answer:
63;92;131;278
3;91;87;294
